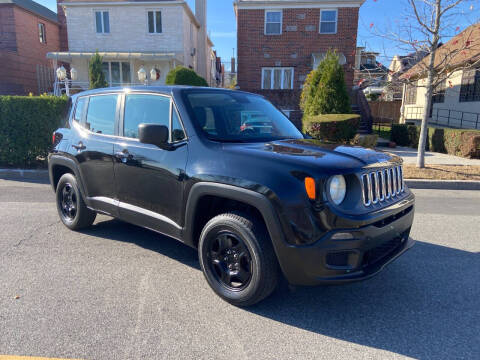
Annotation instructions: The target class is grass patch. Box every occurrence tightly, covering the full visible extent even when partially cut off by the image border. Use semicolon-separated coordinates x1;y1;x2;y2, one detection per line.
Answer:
403;165;480;180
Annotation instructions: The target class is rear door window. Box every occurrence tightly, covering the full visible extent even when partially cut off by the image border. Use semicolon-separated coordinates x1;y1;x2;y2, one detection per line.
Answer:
73;97;87;123
123;94;170;139
85;94;118;135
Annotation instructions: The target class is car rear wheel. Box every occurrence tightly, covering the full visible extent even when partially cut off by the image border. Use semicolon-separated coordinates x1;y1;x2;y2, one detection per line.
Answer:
56;173;96;230
198;212;279;306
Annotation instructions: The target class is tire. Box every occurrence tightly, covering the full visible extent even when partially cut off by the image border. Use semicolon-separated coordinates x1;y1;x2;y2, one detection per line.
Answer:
198;212;279;306
56;173;96;230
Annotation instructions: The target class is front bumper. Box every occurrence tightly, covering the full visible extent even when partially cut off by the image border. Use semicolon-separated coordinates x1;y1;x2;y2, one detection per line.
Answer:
274;194;415;286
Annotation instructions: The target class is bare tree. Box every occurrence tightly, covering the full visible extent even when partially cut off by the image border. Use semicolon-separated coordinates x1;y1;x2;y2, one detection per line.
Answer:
368;0;479;167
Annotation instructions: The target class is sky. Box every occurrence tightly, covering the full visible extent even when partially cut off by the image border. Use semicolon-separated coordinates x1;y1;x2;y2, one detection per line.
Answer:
38;0;479;71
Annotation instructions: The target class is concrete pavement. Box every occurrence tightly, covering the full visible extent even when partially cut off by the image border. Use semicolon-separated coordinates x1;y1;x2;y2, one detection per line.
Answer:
377;146;480;165
0;179;479;360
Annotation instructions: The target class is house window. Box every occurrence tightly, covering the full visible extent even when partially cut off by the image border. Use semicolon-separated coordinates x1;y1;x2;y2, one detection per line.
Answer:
405;83;417;105
320;9;337;34
432;80;446;104
265;10;282;35
459;68;480;102
95;11;110;33
148;10;162;33
262;68;294;89
101;62;131;86
38;23;46;43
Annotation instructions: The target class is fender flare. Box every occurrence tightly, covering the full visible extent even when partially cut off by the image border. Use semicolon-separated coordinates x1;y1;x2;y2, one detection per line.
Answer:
48;154;87;200
183;182;288;254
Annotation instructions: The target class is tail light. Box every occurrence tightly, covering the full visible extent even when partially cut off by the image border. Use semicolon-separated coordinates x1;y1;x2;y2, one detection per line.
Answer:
52;132;62;147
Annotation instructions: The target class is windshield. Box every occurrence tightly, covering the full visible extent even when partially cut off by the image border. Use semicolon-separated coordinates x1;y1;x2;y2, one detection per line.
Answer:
182;90;303;142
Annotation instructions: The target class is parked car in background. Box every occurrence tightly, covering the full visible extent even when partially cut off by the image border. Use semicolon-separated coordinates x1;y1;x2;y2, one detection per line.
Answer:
49;86;415;306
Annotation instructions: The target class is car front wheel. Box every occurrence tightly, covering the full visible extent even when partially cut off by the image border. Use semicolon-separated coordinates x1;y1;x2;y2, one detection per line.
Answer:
56;173;96;230
198;212;279;306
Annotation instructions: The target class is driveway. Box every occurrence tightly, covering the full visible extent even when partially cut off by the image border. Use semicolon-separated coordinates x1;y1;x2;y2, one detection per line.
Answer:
0;179;478;359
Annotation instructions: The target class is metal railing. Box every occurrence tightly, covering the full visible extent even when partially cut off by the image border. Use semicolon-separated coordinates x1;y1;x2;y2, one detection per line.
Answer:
404;106;480;130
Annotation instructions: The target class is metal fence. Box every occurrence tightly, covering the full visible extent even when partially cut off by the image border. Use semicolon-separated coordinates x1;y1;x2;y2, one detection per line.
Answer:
404;106;480;130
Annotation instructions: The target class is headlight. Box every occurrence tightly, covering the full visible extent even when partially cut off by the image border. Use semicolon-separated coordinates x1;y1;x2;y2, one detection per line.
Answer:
328;175;346;205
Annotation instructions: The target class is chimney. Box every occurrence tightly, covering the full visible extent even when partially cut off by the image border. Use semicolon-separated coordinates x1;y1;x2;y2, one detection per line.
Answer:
57;1;68;51
231;57;236;74
195;0;207;79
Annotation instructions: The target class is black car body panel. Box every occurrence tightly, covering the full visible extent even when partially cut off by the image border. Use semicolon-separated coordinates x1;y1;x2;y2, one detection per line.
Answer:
49;86;415;286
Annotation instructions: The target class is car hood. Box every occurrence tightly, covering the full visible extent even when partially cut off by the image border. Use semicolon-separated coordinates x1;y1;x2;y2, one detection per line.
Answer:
222;139;402;171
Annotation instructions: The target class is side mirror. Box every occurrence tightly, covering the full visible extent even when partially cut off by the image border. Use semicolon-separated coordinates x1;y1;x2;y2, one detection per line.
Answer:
138;123;169;149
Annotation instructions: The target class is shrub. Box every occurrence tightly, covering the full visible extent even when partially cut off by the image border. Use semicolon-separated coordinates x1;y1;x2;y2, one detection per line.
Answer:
303;114;360;143
431;128;480;158
300;51;351;117
89;51;108;89
165;66;208;87
0;95;69;167
390;124;410;146
407;125;430;150
352;134;378;148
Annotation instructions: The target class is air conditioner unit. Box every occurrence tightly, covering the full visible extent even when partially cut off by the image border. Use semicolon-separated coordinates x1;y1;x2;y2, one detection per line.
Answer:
190;48;196;57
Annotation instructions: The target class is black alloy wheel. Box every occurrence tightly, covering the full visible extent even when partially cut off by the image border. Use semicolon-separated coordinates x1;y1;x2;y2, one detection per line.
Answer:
198;212;279;306
206;231;253;291
60;182;77;222
56;173;96;230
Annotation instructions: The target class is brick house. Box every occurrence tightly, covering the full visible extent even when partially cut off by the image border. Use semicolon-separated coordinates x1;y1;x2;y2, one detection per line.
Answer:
234;0;364;127
48;0;214;91
0;0;60;94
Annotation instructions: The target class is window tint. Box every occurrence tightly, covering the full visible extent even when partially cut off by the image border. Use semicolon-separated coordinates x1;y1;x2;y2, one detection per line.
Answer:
123;94;170;139
86;95;118;135
172;108;185;142
74;97;87;122
183;91;303;142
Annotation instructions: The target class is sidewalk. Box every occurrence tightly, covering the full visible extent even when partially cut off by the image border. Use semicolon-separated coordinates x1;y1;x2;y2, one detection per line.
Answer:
377;146;480;166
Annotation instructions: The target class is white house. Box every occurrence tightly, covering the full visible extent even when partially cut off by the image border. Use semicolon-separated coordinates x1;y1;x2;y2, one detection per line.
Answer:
47;0;214;90
400;24;480;130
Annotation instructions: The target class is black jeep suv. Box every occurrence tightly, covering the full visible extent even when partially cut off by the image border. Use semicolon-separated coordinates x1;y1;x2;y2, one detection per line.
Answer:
49;86;415;306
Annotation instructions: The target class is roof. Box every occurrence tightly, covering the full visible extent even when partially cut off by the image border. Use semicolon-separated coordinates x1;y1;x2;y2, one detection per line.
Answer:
402;23;480;80
47;51;182;62
0;0;58;23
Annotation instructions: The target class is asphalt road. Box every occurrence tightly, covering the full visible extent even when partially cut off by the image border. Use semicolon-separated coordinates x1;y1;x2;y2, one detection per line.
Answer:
0;179;479;360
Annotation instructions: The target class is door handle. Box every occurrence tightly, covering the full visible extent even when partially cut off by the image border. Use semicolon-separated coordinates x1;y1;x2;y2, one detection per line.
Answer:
72;142;86;151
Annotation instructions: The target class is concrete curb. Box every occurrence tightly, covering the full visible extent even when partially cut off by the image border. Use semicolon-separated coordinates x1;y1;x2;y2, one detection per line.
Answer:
0;169;49;183
405;179;480;190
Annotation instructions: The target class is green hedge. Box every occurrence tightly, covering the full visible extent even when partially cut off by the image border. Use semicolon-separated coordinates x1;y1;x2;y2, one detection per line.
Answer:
303;114;360;143
165;66;208;87
431;128;480;158
390;123;480;158
0;95;70;167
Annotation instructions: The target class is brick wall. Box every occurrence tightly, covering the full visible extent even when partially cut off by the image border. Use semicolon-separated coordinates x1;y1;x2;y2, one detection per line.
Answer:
237;7;359;127
0;6;60;95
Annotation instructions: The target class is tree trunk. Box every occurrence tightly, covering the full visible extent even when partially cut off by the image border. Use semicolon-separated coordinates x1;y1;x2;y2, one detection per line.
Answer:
416;0;441;168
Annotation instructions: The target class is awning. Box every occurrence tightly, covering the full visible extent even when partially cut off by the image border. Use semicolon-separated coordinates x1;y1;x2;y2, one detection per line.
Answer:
46;51;183;62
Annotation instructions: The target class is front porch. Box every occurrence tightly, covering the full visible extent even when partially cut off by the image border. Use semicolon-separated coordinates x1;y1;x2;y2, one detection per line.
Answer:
46;51;185;95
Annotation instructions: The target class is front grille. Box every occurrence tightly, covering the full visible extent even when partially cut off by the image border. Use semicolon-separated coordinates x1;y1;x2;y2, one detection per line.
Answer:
361;165;404;206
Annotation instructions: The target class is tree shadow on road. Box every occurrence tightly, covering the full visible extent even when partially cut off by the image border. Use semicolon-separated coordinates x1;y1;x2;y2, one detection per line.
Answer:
80;219;479;359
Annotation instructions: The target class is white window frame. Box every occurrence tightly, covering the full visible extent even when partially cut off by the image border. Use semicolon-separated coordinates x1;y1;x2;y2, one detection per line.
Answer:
102;61;133;86
38;23;46;43
264;10;282;35
94;10;110;34
319;9;338;34
261;67;294;90
146;9;162;34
